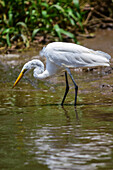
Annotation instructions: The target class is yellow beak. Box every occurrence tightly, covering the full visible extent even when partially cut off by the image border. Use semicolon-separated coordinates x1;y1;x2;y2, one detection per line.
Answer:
13;70;24;88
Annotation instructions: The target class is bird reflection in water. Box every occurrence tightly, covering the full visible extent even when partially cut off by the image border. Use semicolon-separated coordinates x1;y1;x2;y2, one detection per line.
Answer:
62;105;79;121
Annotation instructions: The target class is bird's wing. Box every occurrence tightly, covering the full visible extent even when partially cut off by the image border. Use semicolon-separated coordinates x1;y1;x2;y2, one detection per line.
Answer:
42;42;111;68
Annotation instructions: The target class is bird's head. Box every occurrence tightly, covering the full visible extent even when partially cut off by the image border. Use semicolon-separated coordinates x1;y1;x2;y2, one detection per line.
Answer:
13;59;44;88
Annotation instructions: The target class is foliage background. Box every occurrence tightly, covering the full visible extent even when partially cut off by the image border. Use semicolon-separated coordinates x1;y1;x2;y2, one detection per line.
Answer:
0;0;113;49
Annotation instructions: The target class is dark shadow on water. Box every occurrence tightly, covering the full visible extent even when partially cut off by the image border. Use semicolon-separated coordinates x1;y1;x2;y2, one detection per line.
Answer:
19;102;113;121
21;102;113;108
19;102;80;120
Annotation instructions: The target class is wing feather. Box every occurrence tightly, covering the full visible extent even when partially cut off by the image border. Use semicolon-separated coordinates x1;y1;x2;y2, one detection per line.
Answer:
40;42;111;68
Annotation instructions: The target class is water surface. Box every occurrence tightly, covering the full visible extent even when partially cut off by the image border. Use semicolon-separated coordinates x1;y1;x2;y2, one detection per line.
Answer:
0;30;113;170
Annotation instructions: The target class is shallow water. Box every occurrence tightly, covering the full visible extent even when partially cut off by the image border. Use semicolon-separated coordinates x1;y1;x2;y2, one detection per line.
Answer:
1;30;113;170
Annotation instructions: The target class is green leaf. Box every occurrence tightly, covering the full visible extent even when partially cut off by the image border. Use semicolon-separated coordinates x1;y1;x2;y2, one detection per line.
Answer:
54;24;62;41
73;0;80;10
2;28;10;34
49;4;65;13
54;24;77;42
41;2;49;8
8;7;13;26
20;34;27;43
2;28;15;34
67;8;78;21
42;10;47;18
60;29;75;39
76;12;82;20
6;33;11;47
20;34;29;47
16;22;28;29
0;0;5;7
32;28;40;40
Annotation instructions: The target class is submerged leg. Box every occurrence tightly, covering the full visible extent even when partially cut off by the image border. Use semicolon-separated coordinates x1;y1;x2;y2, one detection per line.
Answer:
67;68;78;106
61;71;69;106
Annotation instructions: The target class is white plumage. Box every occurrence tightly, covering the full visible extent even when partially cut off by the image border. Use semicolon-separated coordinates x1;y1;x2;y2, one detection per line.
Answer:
13;42;111;106
41;42;110;68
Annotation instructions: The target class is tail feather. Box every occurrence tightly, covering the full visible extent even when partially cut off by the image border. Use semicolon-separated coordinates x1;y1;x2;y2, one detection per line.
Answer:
90;49;111;61
96;50;111;60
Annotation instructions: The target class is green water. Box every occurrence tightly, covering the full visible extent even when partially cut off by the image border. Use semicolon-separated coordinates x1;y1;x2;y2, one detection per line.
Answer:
0;61;113;170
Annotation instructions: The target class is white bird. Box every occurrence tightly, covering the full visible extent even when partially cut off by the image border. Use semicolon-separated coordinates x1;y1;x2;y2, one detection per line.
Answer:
13;42;111;106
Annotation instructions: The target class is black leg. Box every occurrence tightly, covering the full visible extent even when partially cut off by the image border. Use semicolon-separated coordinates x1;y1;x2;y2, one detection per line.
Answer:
67;68;78;106
61;71;69;106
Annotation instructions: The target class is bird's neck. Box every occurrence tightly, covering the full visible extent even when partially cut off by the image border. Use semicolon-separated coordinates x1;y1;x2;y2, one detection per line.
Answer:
36;70;51;79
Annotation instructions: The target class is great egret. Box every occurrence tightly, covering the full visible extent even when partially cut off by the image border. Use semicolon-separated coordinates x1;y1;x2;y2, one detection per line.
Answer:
13;42;111;106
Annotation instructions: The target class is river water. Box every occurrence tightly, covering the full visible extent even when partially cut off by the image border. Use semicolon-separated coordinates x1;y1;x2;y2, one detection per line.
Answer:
0;29;113;170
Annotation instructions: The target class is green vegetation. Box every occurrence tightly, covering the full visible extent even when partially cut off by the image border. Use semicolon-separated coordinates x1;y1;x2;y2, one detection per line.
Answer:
0;0;84;48
0;0;113;49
